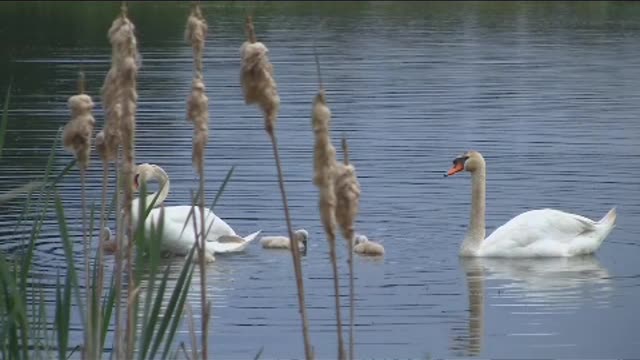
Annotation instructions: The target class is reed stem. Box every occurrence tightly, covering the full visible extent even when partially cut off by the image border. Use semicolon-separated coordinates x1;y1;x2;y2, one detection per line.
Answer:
267;129;314;360
113;155;124;360
342;136;355;360
328;234;345;359
80;167;91;358
198;172;209;360
94;164;109;359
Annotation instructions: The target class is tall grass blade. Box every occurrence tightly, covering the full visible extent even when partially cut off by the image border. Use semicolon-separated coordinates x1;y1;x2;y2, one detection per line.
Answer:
54;269;72;360
0;84;11;159
209;165;235;211
54;192;86;332
101;267;117;351
158;246;196;360
0;254;28;359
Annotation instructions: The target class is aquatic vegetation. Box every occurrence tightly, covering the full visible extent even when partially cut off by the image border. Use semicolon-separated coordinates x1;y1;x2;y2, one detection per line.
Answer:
0;3;366;360
240;15;313;360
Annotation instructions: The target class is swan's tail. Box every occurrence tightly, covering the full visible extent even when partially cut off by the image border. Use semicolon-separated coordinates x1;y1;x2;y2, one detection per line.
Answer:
242;230;262;244
594;207;617;248
598;207;617;228
213;230;262;253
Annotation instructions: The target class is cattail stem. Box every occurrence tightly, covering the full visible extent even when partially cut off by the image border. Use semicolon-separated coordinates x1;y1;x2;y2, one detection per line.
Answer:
80;167;92;357
95;163;109;357
268;130;313;360
348;237;354;360
245;15;257;44
198;172;209;360
328;234;345;359
341;136;355;360
113;153;124;360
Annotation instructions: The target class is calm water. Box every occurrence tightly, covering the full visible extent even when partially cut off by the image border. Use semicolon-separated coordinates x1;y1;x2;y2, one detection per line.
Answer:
1;1;639;358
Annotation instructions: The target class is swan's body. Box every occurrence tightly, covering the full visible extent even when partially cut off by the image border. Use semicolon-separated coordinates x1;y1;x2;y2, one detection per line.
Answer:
353;234;385;257
445;151;617;258
260;229;308;250
101;227;117;255
131;163;261;262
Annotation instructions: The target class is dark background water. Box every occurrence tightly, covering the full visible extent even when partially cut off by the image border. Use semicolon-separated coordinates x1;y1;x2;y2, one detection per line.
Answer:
0;1;639;358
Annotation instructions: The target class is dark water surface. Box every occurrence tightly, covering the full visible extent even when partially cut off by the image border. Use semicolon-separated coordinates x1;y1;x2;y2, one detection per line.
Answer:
1;1;639;358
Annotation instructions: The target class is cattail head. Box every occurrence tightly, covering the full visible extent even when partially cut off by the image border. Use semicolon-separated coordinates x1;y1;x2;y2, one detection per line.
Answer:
240;16;280;134
185;4;208;76
311;90;339;240
185;4;210;175
334;162;361;242
63;94;96;170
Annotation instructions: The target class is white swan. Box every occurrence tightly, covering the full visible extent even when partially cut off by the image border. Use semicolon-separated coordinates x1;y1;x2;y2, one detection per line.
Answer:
444;150;617;257
131;163;261;262
353;234;385;257
260;229;309;251
101;227;116;255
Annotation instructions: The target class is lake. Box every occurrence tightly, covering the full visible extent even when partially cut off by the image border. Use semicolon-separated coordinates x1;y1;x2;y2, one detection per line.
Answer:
0;1;639;358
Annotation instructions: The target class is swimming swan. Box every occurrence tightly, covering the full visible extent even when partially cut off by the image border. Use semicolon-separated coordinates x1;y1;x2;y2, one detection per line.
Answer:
353;234;385;257
444;150;617;257
131;163;261;262
260;229;309;251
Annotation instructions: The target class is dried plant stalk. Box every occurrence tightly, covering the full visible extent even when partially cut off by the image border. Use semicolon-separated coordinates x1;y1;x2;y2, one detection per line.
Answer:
241;16;313;360
185;4;211;359
311;89;345;360
101;3;141;359
93;129;110;359
240;16;280;134
335;138;361;360
62;71;95;358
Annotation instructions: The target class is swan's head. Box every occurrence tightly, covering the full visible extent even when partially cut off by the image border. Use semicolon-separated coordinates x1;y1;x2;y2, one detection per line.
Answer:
134;163;168;191
101;227;112;241
354;233;369;245
444;150;485;177
294;229;309;247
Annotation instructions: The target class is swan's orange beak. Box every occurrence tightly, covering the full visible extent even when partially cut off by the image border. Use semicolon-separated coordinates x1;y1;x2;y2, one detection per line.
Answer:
445;162;464;177
133;174;140;190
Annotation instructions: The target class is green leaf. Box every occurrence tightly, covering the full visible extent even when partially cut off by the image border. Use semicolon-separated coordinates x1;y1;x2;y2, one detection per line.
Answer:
155;245;196;360
0;83;12;159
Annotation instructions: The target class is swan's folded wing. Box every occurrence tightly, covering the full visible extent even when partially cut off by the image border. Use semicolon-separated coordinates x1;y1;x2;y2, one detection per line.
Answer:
215;235;245;243
483;209;599;255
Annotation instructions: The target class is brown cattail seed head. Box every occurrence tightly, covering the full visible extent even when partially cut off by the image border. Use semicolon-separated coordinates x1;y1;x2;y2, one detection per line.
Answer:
185;4;208;76
186;78;209;174
63;94;96;170
240;17;280;133
312;90;339;240
184;5;209;175
334;163;361;242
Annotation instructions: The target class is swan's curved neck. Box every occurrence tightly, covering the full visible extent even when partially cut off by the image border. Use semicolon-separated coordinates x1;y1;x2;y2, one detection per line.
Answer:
131;168;170;223
461;165;486;255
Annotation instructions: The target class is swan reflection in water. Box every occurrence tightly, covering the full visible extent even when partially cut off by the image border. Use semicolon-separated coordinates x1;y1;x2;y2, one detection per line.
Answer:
450;256;612;357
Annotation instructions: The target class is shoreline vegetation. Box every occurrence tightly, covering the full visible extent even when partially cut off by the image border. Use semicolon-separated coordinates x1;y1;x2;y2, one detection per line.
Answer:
0;2;364;359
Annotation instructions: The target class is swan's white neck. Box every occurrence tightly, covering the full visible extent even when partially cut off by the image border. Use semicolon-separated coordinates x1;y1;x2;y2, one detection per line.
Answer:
131;169;170;226
461;165;486;256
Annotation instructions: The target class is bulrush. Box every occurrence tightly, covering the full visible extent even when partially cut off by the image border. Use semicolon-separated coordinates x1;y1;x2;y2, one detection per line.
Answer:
62;71;95;359
335;136;361;360
185;4;211;359
240;16;280;134
311;87;345;360
240;15;313;360
63;93;95;171
100;3;141;359
186;78;209;175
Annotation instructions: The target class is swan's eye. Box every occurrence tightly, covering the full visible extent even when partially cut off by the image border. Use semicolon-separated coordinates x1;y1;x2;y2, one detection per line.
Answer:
453;156;468;166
